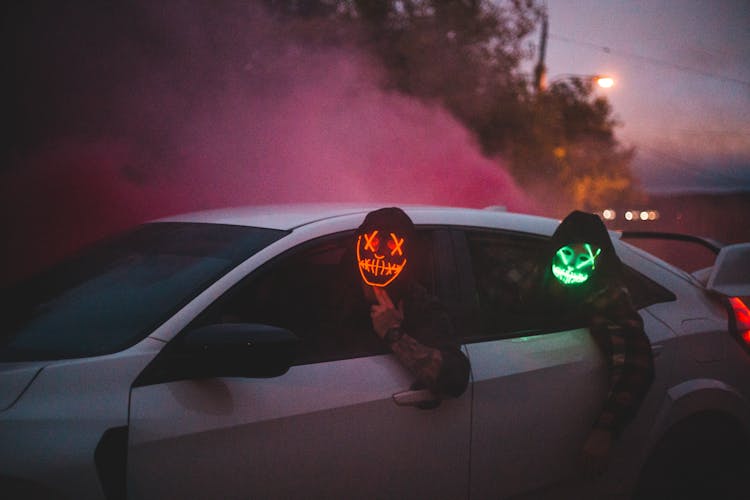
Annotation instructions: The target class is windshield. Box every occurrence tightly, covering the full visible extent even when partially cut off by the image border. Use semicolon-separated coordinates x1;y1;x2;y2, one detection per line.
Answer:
0;222;287;361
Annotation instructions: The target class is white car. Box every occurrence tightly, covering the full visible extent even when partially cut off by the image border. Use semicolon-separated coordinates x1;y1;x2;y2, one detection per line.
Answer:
2;204;749;499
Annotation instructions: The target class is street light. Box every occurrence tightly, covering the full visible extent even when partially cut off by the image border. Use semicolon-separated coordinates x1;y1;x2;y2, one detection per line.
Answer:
547;73;616;90
594;76;615;88
532;9;616;93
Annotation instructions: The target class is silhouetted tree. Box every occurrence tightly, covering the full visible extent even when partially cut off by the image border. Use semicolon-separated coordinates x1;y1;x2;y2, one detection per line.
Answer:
510;78;642;212
264;0;640;212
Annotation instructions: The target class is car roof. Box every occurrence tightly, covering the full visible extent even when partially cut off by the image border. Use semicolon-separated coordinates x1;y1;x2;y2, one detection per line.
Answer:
155;203;396;230
154;203;562;235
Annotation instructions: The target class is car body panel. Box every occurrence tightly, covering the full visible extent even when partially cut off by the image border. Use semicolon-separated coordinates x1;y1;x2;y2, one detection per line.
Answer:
467;327;608;498
155;204;561;236
0;362;44;411
128;352;471;499
0;338;162;499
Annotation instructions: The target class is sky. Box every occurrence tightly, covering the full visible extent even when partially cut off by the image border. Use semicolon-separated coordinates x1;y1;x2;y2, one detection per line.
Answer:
542;0;750;193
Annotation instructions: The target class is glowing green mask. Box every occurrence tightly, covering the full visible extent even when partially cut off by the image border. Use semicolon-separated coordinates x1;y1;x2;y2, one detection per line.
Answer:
551;243;602;285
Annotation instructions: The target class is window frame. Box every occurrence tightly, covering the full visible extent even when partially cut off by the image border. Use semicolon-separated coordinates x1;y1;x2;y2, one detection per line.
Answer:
182;227;449;366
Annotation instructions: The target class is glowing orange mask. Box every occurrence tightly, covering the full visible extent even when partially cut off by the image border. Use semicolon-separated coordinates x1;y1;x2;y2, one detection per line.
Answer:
356;229;407;287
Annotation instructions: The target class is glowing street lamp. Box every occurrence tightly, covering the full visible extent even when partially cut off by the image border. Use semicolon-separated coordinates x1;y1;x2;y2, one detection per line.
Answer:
547;74;616;90
595;76;615;88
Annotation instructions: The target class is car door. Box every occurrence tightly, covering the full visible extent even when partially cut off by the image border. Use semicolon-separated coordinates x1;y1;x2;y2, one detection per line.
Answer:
451;229;610;498
127;231;471;499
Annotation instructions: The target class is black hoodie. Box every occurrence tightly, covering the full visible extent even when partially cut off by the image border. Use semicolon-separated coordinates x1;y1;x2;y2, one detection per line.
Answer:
541;211;654;437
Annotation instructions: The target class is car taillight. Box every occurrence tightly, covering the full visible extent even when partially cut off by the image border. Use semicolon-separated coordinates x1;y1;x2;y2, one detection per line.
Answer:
728;297;750;348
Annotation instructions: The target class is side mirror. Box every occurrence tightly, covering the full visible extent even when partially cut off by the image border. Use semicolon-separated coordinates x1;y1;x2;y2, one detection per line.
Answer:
133;323;299;387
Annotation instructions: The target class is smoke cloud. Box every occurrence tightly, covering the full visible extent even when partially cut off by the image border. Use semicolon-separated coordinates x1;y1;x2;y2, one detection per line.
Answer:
1;2;535;285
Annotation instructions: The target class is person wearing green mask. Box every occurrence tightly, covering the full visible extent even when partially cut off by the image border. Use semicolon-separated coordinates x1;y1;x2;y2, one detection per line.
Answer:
527;211;655;472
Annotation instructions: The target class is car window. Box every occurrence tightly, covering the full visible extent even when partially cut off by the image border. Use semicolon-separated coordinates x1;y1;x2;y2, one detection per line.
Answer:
462;230;676;342
621;265;676;309
191;230;436;365
0;223;286;361
463;230;550;340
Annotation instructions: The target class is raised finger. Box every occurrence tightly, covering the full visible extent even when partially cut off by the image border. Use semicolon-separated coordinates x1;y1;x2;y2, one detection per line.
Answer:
373;287;394;308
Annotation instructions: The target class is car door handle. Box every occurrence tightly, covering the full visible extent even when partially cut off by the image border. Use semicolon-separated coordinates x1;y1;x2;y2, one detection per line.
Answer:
392;389;441;409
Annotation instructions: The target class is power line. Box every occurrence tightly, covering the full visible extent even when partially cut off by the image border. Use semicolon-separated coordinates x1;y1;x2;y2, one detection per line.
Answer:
633;126;750;136
549;33;750;87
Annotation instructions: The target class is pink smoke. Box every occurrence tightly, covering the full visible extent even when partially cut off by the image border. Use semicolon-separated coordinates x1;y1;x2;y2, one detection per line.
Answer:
1;13;535;286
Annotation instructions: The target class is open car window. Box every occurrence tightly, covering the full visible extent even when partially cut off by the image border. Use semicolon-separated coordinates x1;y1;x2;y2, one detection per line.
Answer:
461;229;675;342
190;230;436;365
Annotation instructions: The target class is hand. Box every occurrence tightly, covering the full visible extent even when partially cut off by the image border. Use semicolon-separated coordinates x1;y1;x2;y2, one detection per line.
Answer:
370;287;404;338
582;428;613;476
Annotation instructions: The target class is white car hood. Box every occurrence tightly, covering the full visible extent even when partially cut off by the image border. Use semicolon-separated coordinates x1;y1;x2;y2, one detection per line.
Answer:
0;362;44;411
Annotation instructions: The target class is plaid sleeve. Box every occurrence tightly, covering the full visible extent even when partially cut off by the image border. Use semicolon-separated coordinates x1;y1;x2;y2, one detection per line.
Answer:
589;285;655;437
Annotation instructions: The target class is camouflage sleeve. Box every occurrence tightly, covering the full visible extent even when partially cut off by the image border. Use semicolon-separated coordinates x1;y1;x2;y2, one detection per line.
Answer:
589;285;655;437
388;332;444;391
388;331;469;398
387;287;470;398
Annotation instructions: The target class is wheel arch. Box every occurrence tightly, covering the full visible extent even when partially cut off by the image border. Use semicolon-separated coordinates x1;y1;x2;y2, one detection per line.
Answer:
649;377;750;447
633;378;750;498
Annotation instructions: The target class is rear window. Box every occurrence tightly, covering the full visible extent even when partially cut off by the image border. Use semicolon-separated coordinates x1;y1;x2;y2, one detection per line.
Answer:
0;223;286;361
621;265;676;309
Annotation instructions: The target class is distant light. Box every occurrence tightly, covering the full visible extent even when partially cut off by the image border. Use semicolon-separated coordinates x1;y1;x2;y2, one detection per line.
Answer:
624;210;634;221
648;210;659;221
640;211;649;221
602;209;616;221
596;76;615;89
